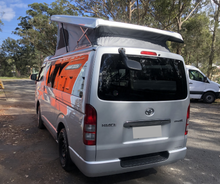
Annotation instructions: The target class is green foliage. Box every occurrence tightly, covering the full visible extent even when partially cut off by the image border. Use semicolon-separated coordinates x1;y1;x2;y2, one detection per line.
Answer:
181;13;211;68
0;19;3;32
71;0;156;25
0;51;13;77
1;38;37;77
14;0;77;56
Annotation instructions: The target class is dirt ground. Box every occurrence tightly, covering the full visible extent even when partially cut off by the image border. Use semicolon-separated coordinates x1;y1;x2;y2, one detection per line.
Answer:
0;80;220;184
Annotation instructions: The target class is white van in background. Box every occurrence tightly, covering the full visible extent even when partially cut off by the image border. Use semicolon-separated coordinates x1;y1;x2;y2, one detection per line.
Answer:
186;65;220;103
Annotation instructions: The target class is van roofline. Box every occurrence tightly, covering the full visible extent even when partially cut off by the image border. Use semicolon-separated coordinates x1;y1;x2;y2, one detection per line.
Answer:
185;65;198;69
43;46;184;65
51;15;183;43
43;46;97;63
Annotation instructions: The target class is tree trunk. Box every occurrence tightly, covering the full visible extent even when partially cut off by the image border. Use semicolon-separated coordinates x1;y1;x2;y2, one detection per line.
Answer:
128;0;132;23
176;1;183;55
207;2;220;78
137;0;140;24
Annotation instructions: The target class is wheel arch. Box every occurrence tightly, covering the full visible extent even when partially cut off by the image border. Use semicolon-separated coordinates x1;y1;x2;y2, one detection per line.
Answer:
57;122;65;139
201;91;217;99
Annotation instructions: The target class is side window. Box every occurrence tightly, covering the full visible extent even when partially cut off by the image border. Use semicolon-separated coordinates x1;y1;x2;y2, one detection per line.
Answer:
47;65;55;87
47;65;61;88
57;28;69;50
189;70;204;82
72;62;88;97
46;61;67;88
52;55;89;94
38;66;46;81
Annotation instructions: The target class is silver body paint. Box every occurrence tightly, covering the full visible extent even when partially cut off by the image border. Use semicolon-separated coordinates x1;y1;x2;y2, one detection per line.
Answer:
35;46;190;177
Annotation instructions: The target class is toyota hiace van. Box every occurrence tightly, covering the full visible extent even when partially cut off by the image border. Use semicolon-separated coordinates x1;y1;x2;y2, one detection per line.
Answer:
31;15;190;177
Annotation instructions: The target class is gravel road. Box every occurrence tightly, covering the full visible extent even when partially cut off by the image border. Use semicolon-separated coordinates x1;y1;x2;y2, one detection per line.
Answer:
0;80;220;184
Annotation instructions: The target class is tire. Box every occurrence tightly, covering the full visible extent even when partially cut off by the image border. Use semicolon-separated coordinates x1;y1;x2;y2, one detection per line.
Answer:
58;128;73;172
203;92;216;103
37;105;45;129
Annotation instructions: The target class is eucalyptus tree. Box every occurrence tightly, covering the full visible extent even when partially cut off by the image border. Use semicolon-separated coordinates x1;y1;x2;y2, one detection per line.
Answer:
14;0;77;56
0;50;11;76
181;13;211;69
207;0;220;78
1;38;37;77
0;20;3;32
71;0;204;55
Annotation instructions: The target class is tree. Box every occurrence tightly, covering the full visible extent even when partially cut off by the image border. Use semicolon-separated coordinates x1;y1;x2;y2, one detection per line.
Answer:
0;51;12;77
207;0;220;78
0;12;4;32
70;0;204;55
0;20;3;32
181;13;211;69
70;0;157;25
14;0;77;57
1;38;37;77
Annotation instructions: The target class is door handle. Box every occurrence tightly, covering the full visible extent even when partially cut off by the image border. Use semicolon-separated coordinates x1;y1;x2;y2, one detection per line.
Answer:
189;83;193;84
43;86;45;91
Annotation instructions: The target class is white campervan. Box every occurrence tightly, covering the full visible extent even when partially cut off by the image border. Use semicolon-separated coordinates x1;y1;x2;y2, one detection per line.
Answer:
31;15;190;177
186;65;220;103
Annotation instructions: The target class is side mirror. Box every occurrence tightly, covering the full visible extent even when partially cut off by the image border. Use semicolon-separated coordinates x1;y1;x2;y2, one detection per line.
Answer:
204;77;208;83
30;74;38;81
118;48;142;71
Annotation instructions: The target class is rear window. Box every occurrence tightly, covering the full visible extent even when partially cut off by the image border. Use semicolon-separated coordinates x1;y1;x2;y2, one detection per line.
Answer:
98;54;187;101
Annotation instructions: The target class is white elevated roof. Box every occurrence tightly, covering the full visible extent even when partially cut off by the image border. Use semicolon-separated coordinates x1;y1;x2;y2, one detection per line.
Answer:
185;65;198;69
51;15;183;43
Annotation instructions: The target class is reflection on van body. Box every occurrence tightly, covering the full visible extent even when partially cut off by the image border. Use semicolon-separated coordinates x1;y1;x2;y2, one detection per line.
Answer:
33;16;190;177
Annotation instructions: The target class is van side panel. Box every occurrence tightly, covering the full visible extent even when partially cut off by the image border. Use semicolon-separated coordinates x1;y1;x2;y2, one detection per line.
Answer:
39;52;96;161
42;51;96;161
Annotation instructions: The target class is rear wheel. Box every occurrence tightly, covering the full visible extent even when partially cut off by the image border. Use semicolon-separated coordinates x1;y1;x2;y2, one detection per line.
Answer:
203;92;216;103
37;105;45;129
58;128;73;172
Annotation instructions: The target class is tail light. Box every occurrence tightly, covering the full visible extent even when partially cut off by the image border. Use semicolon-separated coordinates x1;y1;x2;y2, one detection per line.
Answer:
141;51;157;56
83;104;97;145
185;105;190;135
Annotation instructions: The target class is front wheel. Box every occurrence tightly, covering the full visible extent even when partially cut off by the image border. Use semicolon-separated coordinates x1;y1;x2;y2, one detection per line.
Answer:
203;92;216;103
58;128;73;172
37;105;45;129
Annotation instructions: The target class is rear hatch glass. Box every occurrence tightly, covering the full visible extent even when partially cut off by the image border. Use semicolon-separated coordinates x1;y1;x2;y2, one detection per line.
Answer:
98;54;187;101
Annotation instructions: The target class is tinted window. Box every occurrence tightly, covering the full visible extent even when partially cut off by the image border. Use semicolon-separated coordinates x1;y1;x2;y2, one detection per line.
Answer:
38;66;46;81
189;69;204;82
46;61;68;88
98;54;187;101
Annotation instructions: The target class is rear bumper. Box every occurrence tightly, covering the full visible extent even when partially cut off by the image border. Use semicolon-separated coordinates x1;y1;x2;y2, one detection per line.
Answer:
69;147;187;177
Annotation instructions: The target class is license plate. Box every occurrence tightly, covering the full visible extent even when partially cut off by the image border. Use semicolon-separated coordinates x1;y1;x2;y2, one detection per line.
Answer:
133;125;162;139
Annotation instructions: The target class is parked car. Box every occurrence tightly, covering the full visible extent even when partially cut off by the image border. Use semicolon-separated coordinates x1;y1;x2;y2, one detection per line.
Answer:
186;65;220;103
31;15;190;177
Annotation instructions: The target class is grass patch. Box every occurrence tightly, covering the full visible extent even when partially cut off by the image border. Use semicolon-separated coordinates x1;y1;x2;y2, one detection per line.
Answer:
213;99;220;104
0;77;29;80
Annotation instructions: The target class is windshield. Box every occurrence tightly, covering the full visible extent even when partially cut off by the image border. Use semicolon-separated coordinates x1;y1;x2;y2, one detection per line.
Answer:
98;54;187;101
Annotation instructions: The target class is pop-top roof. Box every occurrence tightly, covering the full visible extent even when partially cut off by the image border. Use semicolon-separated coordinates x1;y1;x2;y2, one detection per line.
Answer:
51;15;183;43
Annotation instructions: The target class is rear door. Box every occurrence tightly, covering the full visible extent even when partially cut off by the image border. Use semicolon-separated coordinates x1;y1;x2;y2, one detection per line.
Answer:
89;47;189;161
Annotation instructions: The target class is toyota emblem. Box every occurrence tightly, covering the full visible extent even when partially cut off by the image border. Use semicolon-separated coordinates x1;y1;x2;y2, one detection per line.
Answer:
145;108;154;116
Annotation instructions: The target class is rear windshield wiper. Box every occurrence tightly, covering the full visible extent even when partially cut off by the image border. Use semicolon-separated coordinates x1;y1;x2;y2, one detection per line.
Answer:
118;48;142;71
